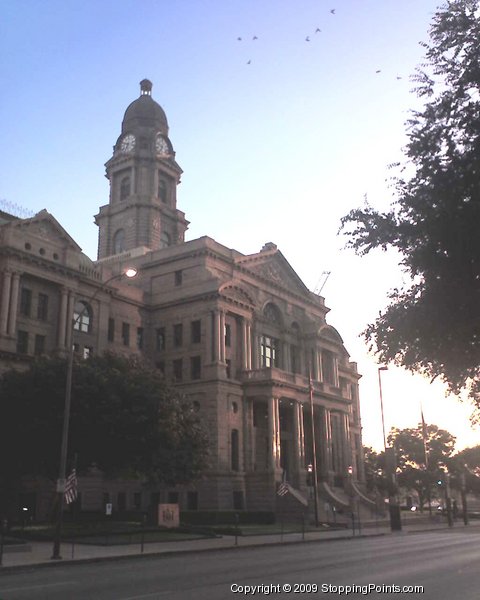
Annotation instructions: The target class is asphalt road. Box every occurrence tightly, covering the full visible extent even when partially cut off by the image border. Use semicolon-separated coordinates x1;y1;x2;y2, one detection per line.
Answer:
0;529;479;599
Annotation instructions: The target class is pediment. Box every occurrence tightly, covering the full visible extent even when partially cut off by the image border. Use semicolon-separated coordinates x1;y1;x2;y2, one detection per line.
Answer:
219;283;255;308
236;248;310;296
10;210;81;251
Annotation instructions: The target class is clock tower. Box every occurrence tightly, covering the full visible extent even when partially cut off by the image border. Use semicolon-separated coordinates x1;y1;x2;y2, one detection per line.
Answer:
95;79;189;259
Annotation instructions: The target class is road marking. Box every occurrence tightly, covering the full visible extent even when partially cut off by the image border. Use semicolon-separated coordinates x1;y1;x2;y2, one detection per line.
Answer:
0;580;76;594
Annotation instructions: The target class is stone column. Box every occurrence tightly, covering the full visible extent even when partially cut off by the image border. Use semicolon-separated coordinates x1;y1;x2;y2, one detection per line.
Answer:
268;396;281;470
322;407;333;475
65;292;75;350
57;288;69;349
219;310;226;363
246;321;252;370
7;272;20;336
212;310;221;362
293;401;305;477
0;270;12;335
243;397;254;472
343;412;351;474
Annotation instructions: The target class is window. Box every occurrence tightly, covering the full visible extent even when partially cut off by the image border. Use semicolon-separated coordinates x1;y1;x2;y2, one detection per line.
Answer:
260;335;278;368
120;176;130;201
83;346;92;359
113;229;125;254
137;327;144;350
17;330;29;354
226;359;232;379
173;323;183;347
133;492;142;510
225;323;231;347
160;231;171;248
191;320;201;343
122;322;130;346
264;303;281;324
291;344;299;374
108;317;115;342
37;293;48;321
156;327;166;351
73;301;92;333
190;356;201;380
158;178;167;203
173;358;183;381
20;288;32;317
321;350;336;385
187;491;198;510
231;429;240;471
174;270;182;286
34;334;45;356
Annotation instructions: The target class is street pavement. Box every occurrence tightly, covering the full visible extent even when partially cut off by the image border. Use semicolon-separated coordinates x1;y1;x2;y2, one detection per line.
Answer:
2;514;478;571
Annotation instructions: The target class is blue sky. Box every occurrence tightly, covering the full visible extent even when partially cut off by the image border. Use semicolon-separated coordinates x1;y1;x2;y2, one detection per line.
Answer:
2;0;478;451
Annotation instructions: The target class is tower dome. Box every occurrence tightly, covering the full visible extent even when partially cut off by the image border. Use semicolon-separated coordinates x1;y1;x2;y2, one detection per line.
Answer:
121;79;169;135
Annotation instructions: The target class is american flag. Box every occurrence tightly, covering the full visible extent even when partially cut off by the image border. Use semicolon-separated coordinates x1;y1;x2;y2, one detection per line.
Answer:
64;469;78;505
277;482;289;496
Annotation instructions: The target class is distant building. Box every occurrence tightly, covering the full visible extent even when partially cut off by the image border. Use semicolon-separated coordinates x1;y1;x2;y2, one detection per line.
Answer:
0;80;371;521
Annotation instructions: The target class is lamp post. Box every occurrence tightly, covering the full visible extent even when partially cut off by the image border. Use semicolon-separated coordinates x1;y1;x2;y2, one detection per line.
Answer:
51;267;137;560
377;366;402;531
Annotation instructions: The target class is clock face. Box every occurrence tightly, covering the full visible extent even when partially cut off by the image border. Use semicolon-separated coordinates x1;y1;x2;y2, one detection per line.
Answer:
155;135;169;155
120;134;136;153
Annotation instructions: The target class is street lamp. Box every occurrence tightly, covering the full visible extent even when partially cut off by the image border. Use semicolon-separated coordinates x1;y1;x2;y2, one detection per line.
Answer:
377;366;388;452
51;267;137;559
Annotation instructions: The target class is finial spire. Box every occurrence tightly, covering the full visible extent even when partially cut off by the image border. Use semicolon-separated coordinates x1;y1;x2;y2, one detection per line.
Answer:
140;79;152;96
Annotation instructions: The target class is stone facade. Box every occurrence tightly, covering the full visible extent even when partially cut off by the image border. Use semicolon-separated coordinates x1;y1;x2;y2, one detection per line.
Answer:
0;81;370;521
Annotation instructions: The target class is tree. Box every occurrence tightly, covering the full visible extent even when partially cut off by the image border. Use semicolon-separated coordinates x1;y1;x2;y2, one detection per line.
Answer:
450;445;480;492
0;354;209;514
340;0;480;409
363;446;388;494
388;424;456;510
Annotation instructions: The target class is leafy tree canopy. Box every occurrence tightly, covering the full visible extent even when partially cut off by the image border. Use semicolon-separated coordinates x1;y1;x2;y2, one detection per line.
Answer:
340;0;480;409
0;354;209;486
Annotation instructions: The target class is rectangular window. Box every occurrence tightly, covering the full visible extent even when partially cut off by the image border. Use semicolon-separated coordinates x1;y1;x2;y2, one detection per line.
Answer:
226;359;232;379
17;330;29;354
133;492;142;510
291;344;299;374
190;356;201;380
173;323;183;347
225;323;231;347
34;334;45;356
37;293;49;321
231;429;240;471
137;327;144;350
187;491;198;511
321;350;336;385
191;320;201;344
260;335;278;368
108;318;115;342
122;322;130;346
174;270;183;286
156;327;166;351
83;346;92;359
173;358;183;382
20;288;32;317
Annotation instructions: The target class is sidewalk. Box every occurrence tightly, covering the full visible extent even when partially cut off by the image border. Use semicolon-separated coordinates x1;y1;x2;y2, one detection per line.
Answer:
1;517;478;571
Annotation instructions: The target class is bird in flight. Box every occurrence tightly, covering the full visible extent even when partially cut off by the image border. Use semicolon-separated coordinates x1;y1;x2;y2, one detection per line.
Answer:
305;36;310;42
247;60;251;65
253;35;258;40
375;69;381;74
315;28;321;33
330;8;336;14
237;37;242;41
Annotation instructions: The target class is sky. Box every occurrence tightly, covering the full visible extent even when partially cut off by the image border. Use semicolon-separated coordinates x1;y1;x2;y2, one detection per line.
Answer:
2;0;478;453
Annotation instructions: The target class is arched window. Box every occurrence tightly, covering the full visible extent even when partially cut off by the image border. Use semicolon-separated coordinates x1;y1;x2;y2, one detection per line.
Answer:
113;229;125;254
73;301;92;333
264;303;281;325
120;176;131;201
158;178;167;203
160;231;171;248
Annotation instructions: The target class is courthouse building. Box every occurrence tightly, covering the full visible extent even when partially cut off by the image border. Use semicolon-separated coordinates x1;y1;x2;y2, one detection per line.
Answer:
0;80;371;520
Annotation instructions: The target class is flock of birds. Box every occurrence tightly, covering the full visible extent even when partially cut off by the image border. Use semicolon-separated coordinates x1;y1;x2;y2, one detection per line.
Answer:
236;7;404;80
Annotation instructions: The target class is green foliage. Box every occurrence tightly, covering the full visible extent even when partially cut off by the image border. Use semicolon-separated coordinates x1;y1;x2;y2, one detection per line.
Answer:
340;0;480;407
0;354;209;488
388;424;456;509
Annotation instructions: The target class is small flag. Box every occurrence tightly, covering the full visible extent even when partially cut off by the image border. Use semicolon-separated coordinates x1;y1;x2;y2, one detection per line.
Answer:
64;468;77;504
277;482;289;496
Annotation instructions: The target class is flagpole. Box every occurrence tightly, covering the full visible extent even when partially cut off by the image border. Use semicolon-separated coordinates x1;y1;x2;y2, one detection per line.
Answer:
309;372;319;527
